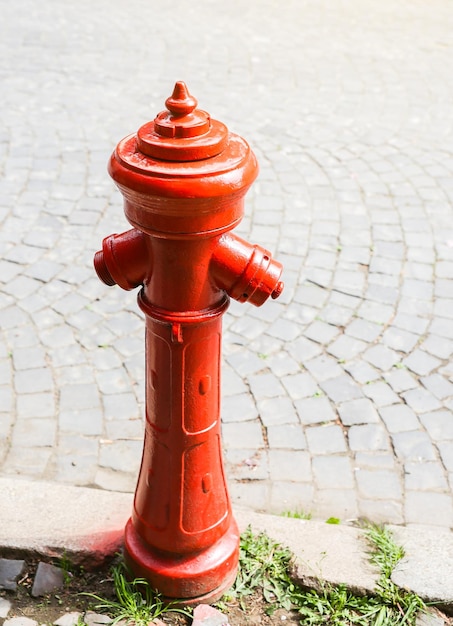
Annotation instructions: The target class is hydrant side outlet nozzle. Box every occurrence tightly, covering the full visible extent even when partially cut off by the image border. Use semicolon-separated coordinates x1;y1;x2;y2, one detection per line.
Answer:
211;233;284;306
93;82;284;604
94;229;150;291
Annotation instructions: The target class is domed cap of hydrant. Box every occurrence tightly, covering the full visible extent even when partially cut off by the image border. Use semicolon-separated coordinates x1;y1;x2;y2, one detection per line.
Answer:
136;82;229;161
108;82;259;237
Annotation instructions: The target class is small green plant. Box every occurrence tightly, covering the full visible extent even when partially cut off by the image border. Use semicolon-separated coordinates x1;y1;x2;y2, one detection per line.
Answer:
228;524;428;625
58;552;73;585
325;517;341;525
228;526;294;613
84;561;191;625
365;524;426;625
281;510;312;520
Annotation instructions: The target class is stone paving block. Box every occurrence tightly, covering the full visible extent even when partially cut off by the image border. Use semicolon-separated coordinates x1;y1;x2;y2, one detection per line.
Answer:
3;447;53;477
430;317;453;340
378;404;421;433
354;452;397;469
320;374;363;403
266;351;300;377
304;319;340;345
419;410;453;441
230;315;267;340
295;396;337;425
224;448;269;481
421;334;453;359
222;420;264;449
391;431;437;462
382;327;419;353
40;324;76;348
266;423;307;450
14;368;54;394
294;283;329;308
268;449;311;482
404;491;453;527
392;312;430;334
338;398;379;426
222;365;248;396
11;418;56;448
358;499;404;525
363;380;400;407
59;409;103;436
363;344;400;371
282;372;319;400
312;455;354;489
344;359;381;384
344;318;382;343
348;424;390;452
222;393;259;423
225;350;267;377
402;387;442;413
403;349;442;377
420;374;453;400
269;481;314;514
286;336;324;363
16;392;56;419
357;300;394;325
304;354;345;382
356;468;402;501
437;442;453;472
248;372;286;400
404;461;449;491
256;396;298;426
60;383;101;412
95;367;131;395
313;488;359;520
383;368;418;393
327;335;368;361
99;440;142;474
12;346;47;371
306;424;347;455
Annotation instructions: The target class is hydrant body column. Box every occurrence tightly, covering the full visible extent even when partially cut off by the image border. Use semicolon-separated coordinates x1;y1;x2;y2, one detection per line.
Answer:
94;82;284;603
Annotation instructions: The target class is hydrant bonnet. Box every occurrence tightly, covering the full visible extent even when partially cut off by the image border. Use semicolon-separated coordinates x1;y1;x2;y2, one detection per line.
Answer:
108;81;259;237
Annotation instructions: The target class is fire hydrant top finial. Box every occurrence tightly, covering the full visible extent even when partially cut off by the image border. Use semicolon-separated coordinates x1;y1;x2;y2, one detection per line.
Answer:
135;82;229;162
165;82;197;117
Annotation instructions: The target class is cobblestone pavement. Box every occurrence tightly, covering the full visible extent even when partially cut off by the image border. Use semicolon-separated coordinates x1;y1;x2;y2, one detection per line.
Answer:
1;0;453;528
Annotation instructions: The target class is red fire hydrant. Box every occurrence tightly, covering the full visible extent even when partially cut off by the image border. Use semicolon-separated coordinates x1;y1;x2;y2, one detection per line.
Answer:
94;82;284;603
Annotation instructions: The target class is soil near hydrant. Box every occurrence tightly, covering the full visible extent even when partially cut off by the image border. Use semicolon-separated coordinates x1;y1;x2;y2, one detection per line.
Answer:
0;558;302;626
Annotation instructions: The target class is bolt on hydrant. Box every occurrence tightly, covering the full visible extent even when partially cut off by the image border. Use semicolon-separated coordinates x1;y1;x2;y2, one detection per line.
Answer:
94;82;284;604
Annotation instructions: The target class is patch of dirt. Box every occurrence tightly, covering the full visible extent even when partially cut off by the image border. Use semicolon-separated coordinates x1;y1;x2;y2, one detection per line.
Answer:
0;558;301;626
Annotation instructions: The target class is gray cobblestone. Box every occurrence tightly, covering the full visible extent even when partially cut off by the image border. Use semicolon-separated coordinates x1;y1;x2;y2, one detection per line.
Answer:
405;491;453;527
312;456;354;489
222;393;259;423
338;398;379;426
438;442;453;472
306;425;347;455
295;396;337;425
378;405;421;433
419;410;453;441
348;425;390;452
356;469;402;501
320;375;363;403
404;461;449;491
266;424;307;450
257;397;298;426
391;431;437;462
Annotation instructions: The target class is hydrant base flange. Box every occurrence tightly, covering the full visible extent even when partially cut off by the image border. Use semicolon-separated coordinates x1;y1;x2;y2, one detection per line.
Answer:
123;517;240;603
